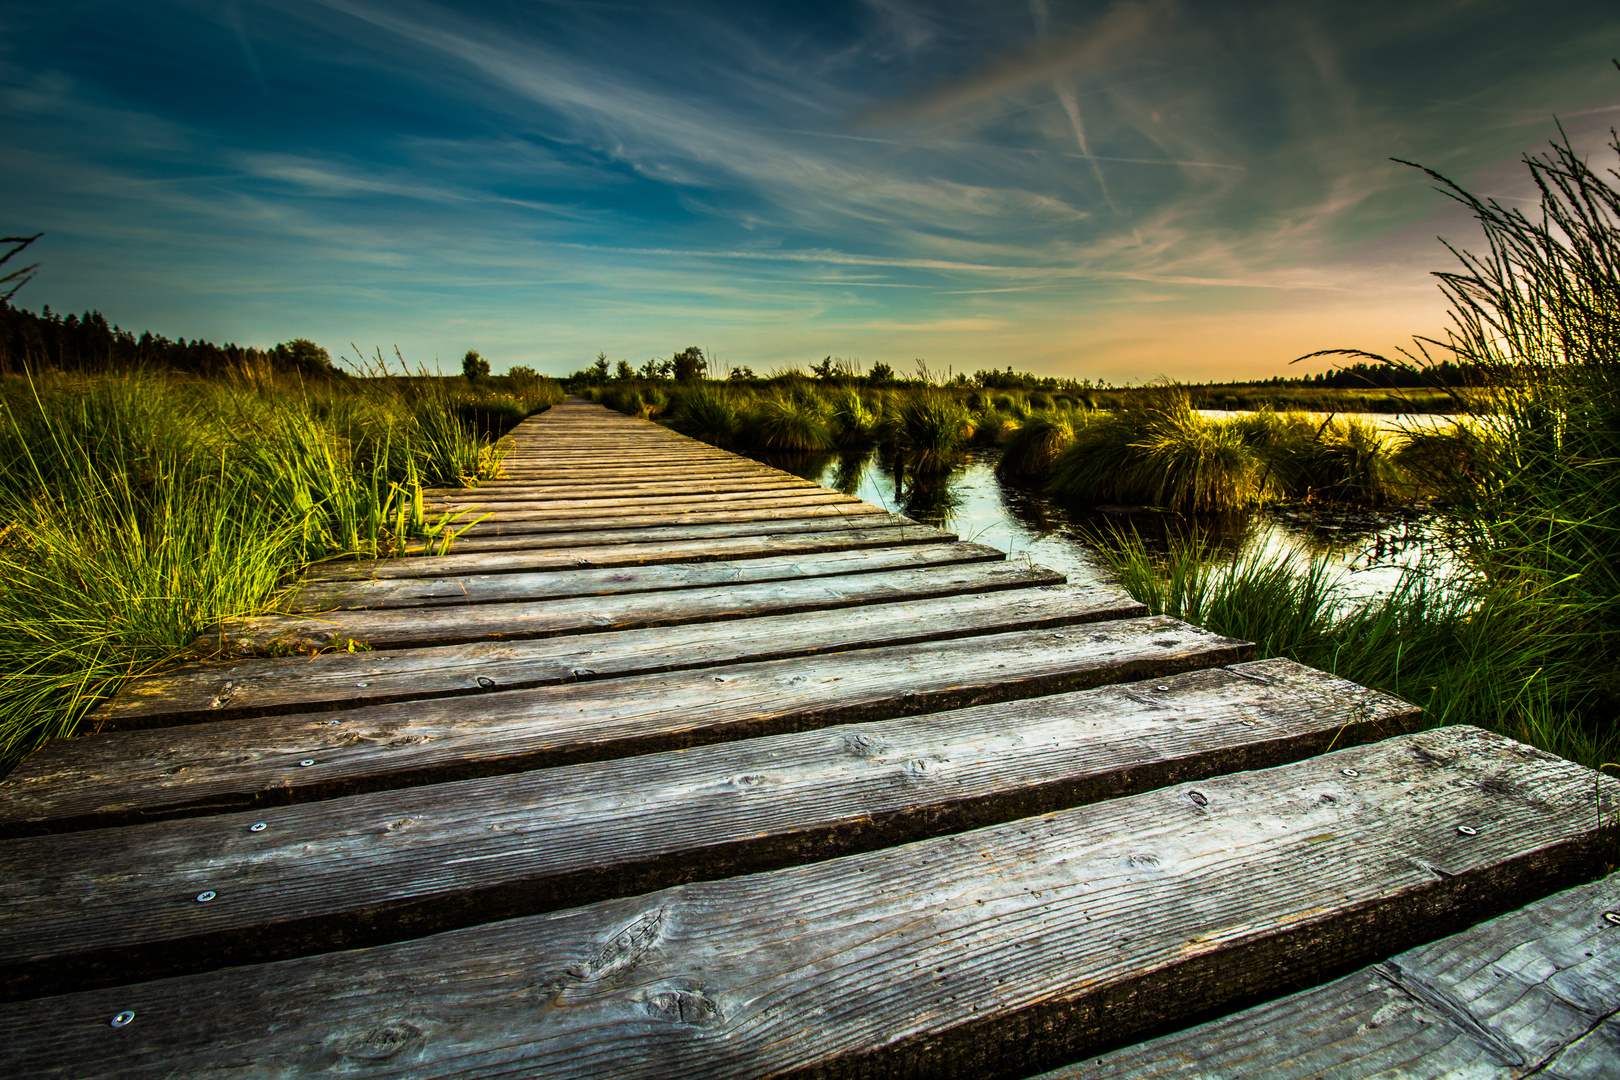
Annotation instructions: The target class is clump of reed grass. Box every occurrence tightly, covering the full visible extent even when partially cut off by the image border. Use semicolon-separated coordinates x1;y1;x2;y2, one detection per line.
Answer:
666;384;741;447
828;388;880;447
995;411;1074;478
747;392;831;453
897;392;970;475
1046;390;1264;512
1236;411;1406;504
970;411;1016;446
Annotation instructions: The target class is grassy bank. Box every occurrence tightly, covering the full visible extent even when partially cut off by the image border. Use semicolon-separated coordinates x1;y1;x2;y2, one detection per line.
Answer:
0;369;561;771
1099;533;1617;769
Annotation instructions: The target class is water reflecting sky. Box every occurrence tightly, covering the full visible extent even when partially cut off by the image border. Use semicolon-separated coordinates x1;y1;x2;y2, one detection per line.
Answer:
745;444;1455;604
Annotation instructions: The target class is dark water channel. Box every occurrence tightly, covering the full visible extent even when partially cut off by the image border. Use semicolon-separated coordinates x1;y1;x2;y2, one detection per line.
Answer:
744;444;1453;604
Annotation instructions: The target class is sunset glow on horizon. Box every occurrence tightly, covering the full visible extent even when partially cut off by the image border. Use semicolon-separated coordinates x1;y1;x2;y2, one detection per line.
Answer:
3;0;1618;383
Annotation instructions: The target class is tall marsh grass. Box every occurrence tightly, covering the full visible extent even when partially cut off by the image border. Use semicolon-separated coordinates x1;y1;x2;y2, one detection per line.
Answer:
1101;532;1614;767
0;371;540;771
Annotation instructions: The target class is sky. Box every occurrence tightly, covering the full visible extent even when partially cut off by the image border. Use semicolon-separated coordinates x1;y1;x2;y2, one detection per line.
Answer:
2;1;1619;382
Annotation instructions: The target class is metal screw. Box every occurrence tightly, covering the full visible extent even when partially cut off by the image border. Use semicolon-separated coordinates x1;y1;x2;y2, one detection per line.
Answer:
1604;911;1620;926
1457;825;1477;836
355;682;369;688
477;677;495;689
110;1011;134;1028
1342;768;1360;778
196;891;216;903
299;759;315;767
249;822;267;833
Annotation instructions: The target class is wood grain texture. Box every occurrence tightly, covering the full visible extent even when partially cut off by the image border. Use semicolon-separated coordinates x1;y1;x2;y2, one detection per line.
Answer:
440;490;865;522
199;561;1065;653
1;727;1611;1079
443;502;891;536
0;660;1421;1000
0;615;1250;834
428;486;849;513
1063;871;1620;1079
300;523;955;585
98;585;1142;726
422;477;817;501
400;512;915;555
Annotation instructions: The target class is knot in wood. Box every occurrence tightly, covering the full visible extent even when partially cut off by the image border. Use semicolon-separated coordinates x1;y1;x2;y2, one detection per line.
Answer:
342;1022;422;1060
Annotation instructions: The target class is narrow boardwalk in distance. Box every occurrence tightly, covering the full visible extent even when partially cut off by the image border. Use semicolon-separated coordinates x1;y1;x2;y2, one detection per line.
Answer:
1;398;1615;1077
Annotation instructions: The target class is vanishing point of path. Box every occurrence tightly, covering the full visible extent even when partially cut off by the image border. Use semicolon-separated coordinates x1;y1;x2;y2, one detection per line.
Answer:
2;398;1617;1077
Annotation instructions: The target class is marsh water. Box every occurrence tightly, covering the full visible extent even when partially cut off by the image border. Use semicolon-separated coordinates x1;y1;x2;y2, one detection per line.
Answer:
745;430;1457;604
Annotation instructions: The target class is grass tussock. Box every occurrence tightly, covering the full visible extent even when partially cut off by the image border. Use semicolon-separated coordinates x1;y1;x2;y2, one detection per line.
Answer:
0;370;542;771
995;411;1074;478
1045;390;1267;512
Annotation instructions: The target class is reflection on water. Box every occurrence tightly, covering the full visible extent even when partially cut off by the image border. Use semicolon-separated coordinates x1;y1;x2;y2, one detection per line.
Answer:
744;445;1455;602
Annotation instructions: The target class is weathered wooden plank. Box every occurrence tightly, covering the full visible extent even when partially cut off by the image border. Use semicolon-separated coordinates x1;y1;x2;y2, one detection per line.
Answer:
279;540;997;612
302;523;954;585
457;461;788;481
443;501;890;538
1063;871;1620;1079
0;660;1420;1000
0;615;1249;834
401;512;914;555
2;727;1611;1078
99;585;1141;726
427;487;854;513
445;490;863;522
421;477;817;502
490;463;780;479
201;561;1064;653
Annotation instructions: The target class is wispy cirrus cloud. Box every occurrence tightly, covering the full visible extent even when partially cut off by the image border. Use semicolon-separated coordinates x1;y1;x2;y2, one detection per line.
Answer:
1;0;1617;379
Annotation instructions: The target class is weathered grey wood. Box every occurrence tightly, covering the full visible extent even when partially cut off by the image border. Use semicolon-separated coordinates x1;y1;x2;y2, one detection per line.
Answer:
0;660;1421;1000
202;561;1064;653
442;501;890;538
99;585;1140;726
443;490;863;522
422;477;817;502
401;512;915;555
428;487;859;514
302;523;955;585
277;540;998;614
450;463;788;485
0;615;1249;834
1064;871;1620;1079
2;727;1611;1079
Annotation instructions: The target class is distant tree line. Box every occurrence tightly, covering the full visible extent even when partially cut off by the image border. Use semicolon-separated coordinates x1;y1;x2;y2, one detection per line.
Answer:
0;300;340;379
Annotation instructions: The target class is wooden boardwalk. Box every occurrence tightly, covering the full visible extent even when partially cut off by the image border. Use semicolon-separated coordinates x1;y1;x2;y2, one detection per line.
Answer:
1;397;1616;1077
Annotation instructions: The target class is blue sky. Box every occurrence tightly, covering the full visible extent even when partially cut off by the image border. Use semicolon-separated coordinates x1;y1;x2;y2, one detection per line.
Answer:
3;0;1618;380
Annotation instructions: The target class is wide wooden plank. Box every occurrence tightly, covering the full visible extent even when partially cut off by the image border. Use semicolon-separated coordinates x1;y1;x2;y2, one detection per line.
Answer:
422;477;818;502
402;512;916;555
301;523;955;585
100;585;1141;726
1066;871;1620;1079
445;490;863;522
443;501;890;538
202;561;1064;653
3;727;1611;1078
276;540;999;615
460;462;789;483
0;615;1250;834
0;660;1420;1000
428;487;857;513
